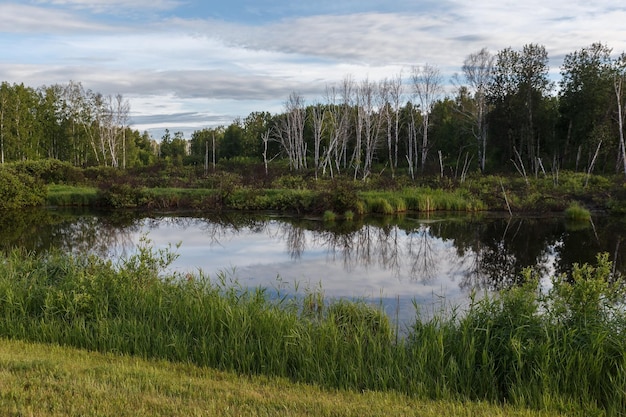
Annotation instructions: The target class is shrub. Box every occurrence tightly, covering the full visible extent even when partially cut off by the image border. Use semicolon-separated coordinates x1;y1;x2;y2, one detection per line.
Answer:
564;202;591;221
97;183;145;208
323;210;336;222
0;167;46;210
10;159;84;184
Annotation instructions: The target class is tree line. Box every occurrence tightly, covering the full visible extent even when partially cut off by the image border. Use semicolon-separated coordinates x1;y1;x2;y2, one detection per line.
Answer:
2;42;625;179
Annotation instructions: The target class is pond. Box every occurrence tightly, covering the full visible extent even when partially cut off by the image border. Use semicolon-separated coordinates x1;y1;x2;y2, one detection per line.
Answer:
3;208;626;328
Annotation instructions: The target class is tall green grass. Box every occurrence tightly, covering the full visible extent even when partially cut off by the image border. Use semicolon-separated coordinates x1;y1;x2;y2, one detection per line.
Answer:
0;243;624;415
47;184;99;206
360;188;485;214
564;202;591;221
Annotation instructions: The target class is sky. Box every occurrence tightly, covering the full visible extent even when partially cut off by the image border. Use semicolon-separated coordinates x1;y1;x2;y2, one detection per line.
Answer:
1;0;625;139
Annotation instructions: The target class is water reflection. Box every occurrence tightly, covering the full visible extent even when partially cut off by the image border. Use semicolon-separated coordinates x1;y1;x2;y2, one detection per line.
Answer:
2;209;626;319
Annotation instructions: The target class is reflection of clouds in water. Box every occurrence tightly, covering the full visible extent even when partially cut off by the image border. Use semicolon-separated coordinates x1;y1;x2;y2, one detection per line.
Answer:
115;217;473;328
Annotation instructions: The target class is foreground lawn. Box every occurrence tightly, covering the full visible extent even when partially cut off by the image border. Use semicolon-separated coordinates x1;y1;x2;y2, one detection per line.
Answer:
0;338;563;417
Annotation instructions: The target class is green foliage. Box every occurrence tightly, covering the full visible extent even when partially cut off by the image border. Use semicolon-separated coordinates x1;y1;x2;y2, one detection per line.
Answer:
323;210;336;222
272;175;308;189
10;159;85;184
564;202;591;221
97;182;145;208
0;244;625;415
367;197;395;214
47;184;99;206
328;300;392;345
408;254;626;414
0;166;46;210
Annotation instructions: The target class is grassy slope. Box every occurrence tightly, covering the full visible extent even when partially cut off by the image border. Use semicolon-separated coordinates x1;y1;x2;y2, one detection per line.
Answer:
0;338;563;417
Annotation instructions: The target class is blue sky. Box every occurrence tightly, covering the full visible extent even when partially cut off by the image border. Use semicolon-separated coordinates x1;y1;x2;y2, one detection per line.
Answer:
1;0;625;139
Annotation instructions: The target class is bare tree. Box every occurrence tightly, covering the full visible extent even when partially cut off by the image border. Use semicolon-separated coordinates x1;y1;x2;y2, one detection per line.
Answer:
614;53;626;176
114;94;130;169
310;103;326;179
457;48;495;172
411;64;444;171
0;83;6;164
406;106;420;179
322;76;354;177
358;78;384;180
275;92;307;170
388;72;403;175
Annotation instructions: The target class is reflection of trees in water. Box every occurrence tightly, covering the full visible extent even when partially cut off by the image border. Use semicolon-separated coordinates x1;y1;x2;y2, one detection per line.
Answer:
554;217;626;279
378;225;401;277
434;217;557;291
405;225;438;283
10;210;626;292
0;208;139;258
305;222;442;283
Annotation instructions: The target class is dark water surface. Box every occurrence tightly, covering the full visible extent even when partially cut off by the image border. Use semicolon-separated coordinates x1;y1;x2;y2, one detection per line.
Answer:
3;208;626;327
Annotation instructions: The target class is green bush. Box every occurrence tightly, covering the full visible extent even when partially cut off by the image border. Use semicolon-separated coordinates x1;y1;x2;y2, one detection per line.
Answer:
323;210;336;222
97;183;145;208
10;159;85;184
564;202;591;221
0;167;46;210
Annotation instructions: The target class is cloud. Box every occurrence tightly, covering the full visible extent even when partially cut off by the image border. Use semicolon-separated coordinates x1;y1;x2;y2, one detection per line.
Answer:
0;3;112;33
3;0;626;136
33;0;183;14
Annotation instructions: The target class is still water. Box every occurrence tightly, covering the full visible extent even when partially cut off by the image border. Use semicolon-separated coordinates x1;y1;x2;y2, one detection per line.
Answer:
3;208;626;327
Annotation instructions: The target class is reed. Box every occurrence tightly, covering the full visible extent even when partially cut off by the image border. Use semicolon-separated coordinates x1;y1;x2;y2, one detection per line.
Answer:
46;184;99;206
0;243;623;416
564;202;591;221
323;210;337;222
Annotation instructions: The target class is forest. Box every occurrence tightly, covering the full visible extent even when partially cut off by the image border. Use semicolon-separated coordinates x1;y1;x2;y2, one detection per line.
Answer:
1;42;625;181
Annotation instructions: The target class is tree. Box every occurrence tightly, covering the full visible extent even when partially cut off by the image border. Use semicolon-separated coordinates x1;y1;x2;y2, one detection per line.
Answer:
221;121;244;160
190;127;224;169
613;52;626;175
559;43;614;171
309;103;326;179
382;72;403;176
242;111;271;159
322;76;355;177
489;44;553;172
0;82;9;164
456;48;495;172
38;84;67;160
356;77;383;180
275;92;307;170
411;64;444;171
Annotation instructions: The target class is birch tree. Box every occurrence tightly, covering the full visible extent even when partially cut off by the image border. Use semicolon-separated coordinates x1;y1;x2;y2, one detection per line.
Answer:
387;72;403;175
613;53;626;175
358;78;383;180
275;92;307;170
411;64;444;171
0;82;8;164
322;77;354;177
114;94;130;169
458;48;494;172
309;102;326;179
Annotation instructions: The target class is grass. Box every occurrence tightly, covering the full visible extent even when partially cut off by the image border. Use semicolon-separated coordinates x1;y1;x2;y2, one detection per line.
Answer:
0;241;624;416
564;201;591;221
0;338;563;417
359;188;486;214
46;184;99;206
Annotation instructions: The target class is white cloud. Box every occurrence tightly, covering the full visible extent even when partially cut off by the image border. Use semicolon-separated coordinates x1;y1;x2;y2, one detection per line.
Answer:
0;3;112;33
2;0;626;134
33;0;182;14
